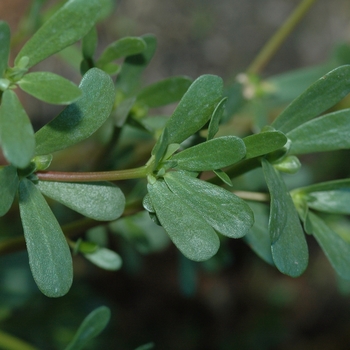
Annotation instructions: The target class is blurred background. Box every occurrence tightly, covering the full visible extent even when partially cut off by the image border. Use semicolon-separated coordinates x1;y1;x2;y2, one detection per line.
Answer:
1;0;350;349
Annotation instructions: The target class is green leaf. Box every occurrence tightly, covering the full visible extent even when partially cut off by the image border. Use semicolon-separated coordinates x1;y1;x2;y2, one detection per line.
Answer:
294;178;350;194
305;190;350;215
14;0;101;68
207;97;227;140
0;89;35;168
82;26;98;60
170;136;246;171
18;72;82;104
147;179;219;261
0;165;19;217
151;128;169;170
136;76;193;108
243;130;287;159
272;65;350;133
37;181;125;221
97;36;147;67
287;109;350;154
65;306;111;350
262;159;308;277
164;171;254;238
116;34;157;96
84;247;122;271
272;155;301;174
18;178;73;297
0;21;10;77
35;68;115;155
307;212;350;279
213;169;233;186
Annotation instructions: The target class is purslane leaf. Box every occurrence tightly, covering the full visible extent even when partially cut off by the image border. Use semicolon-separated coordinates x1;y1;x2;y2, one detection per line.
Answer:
35;68;115;155
65;306;111;350
294;178;350;193
0;165;19;217
207;97;227;140
37;181;125;221
305;190;350;215
287;109;350;154
18;178;73;297
0;21;10;77
147;179;220;261
164;171;254;238
272;65;350;133
136;76;193;108
18;72;82;104
170;136;246;171
307;211;350;280
84;247;122;271
262;159;309;277
0;90;35;168
14;0;101;68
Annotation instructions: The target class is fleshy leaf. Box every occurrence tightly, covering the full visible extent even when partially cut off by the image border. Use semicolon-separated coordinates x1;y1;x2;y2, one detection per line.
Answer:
272;65;350;133
147;179;219;261
37;181;125;221
294;178;350;193
287;109;350;154
213;169;233;186
164;171;254;238
97;36;147;67
82;26;98;60
35;68;115;155
136;76;193;108
0;165;19;216
18;72;82;104
14;0;101;68
171;136;246;171
84;247;122;271
262;159;308;277
0;89;35;168
18;178;73;297
305;190;350;215
243;130;287;159
207;97;227;140
65;306;111;350
0;21;10;77
307;212;350;280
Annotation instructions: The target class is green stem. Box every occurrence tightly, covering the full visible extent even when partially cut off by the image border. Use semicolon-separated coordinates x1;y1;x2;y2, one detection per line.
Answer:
0;330;39;350
246;0;318;74
36;165;149;182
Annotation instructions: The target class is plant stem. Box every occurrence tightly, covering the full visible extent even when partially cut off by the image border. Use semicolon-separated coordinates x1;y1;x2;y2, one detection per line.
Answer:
0;330;39;350
246;0;318;75
36;165;149;182
233;190;269;202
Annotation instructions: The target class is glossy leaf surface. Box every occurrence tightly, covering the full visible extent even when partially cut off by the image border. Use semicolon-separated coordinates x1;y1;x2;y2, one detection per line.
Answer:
136;76;192;108
84;247;122;270
65;306;111;350
0;165;19;216
15;0;101;68
0;89;35;168
287;109;350;154
35;68;115;155
37;181;125;221
272;65;350;133
262;159;308;277
207;97;227;140
147;179;219;261
18;178;73;297
18;72;82;104
307;212;350;279
171;136;246;171
306;190;350;215
164;171;254;238
0;21;10;77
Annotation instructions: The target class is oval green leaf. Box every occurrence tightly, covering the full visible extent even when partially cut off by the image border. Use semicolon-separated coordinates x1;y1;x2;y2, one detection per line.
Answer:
207;97;227;140
18;178;73;297
164;171;254;238
272;65;350;133
65;306;111;350
306;190;350;215
262;159;308;277
0;89;35;168
307;212;350;280
84;247;122;271
18;72;82;104
15;0;101;68
287;109;350;155
0;21;10;77
37;180;125;221
147;179;219;261
35;68;115;155
0;165;19;216
171;136;246;171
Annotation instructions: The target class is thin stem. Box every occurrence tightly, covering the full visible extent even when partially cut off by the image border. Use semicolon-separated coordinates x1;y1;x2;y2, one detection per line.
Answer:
246;0;318;75
233;190;269;202
36;165;149;182
0;330;39;350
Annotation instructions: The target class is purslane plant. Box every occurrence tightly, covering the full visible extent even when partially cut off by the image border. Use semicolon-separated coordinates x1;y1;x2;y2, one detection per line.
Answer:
1;0;350;312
